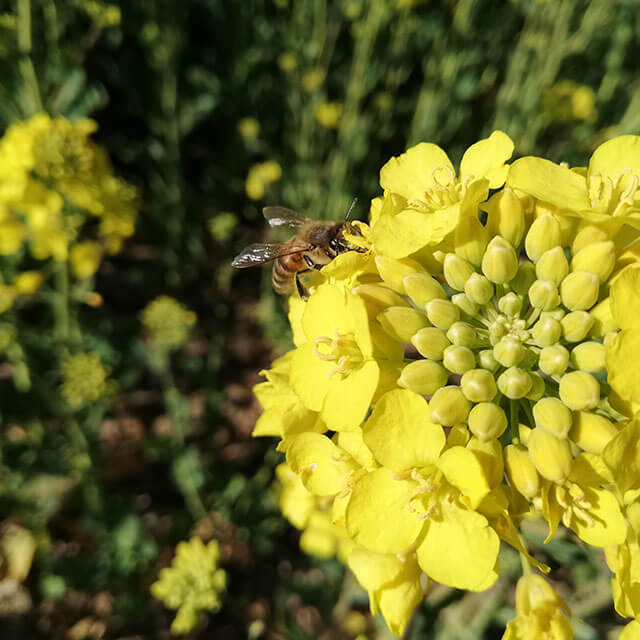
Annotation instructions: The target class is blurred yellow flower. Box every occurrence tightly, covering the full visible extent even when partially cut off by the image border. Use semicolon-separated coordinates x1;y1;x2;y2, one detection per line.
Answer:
245;161;282;200
60;352;110;408
151;538;226;635
70;241;102;280
141;296;196;351
302;68;325;92
277;53;297;72
315;102;342;129
543;81;598;123
13;271;43;295
237;117;260;140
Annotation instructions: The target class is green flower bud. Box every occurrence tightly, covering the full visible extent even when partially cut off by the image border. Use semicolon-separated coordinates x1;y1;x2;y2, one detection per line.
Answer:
510;261;537;296
353;284;409;316
482;236;519;284
528;279;560;310
402;273;446;307
464;273;494;305
539;344;569;375
570;341;606;373
541;310;566;323
426;298;460;330
493;336;526;367
451;293;478;317
454;216;489;266
527;427;572;484
484;187;525;247
468;402;507;441
443;254;475;291
497;367;532;399
447;322;477;347
504;444;540;499
535;247;569;285
570;411;619;454
478;349;499;372
559;371;600;410
460;369;497;402
377;306;428;344
531;316;562;347
560;310;594;343
399;360;449;395
498;292;523;317
572;224;609;254
525;214;562;262
532;397;572;439
571;240;615;283
526;372;546;401
560;270;599;311
375;256;424;294
429;385;471;425
443;345;476;374
412;327;450;360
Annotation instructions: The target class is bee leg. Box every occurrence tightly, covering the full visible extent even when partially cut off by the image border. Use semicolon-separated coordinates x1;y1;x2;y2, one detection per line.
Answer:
303;254;323;271
295;271;309;299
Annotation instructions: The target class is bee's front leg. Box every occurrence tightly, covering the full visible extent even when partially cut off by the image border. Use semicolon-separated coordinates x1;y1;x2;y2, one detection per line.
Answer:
295;270;310;299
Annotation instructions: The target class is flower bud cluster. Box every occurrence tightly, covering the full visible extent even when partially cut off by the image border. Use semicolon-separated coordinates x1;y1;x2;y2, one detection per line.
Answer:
251;132;640;638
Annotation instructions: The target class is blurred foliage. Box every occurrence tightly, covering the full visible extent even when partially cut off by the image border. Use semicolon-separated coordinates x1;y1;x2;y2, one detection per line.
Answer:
0;0;637;637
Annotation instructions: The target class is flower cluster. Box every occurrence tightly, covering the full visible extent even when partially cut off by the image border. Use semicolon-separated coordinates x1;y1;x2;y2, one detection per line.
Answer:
141;295;197;352
60;352;110;408
0;113;137;310
253;132;640;636
151;537;226;634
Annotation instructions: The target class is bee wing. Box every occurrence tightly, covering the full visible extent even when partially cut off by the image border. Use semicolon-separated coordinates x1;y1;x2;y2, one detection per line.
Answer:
231;243;309;268
262;206;311;229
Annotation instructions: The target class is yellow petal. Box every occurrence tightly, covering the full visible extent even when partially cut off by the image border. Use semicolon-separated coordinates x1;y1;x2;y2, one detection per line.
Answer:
459;131;514;188
322;360;379;431
290;342;333;412
437;447;492;508
416;501;499;591
301;284;350;340
602;418;640;495
589;135;640;184
507;157;590;212
380;142;453;201
610;265;640;330
363;389;445;472
346;468;422;554
281;433;354;496
607;329;640;404
568;487;626;547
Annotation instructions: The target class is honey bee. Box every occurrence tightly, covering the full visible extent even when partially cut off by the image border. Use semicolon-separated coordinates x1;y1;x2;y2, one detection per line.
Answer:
232;202;364;297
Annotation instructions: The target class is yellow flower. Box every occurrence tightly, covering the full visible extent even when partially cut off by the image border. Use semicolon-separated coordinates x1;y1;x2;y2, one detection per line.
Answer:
345;389;500;591
542;81;597;124
60;352;110;408
302;68;325;92
70;241;102;279
151;538;226;634
289;283;402;431
13;271;43;294
371;131;514;258
508;135;640;234
315;102;342;129
237;117;260;140
245;161;282;200
141;296;196;352
503;574;572;640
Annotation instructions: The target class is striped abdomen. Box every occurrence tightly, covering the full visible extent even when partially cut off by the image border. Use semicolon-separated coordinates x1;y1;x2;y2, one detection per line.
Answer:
272;250;305;294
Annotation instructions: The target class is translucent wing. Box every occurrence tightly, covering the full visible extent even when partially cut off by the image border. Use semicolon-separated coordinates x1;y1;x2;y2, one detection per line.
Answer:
232;243;309;268
262;206;310;229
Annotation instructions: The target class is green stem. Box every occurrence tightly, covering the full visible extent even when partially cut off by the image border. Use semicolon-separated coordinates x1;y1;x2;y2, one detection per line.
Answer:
17;0;43;115
510;399;519;442
53;260;70;348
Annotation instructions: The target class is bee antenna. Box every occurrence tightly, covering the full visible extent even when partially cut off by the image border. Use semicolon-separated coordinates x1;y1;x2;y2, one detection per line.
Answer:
345;197;358;220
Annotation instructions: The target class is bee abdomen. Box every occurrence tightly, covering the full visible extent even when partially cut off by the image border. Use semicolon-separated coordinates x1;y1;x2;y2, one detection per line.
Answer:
272;260;294;295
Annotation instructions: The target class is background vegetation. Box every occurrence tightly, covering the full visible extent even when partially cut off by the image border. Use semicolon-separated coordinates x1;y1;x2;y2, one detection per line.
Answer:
1;0;639;637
